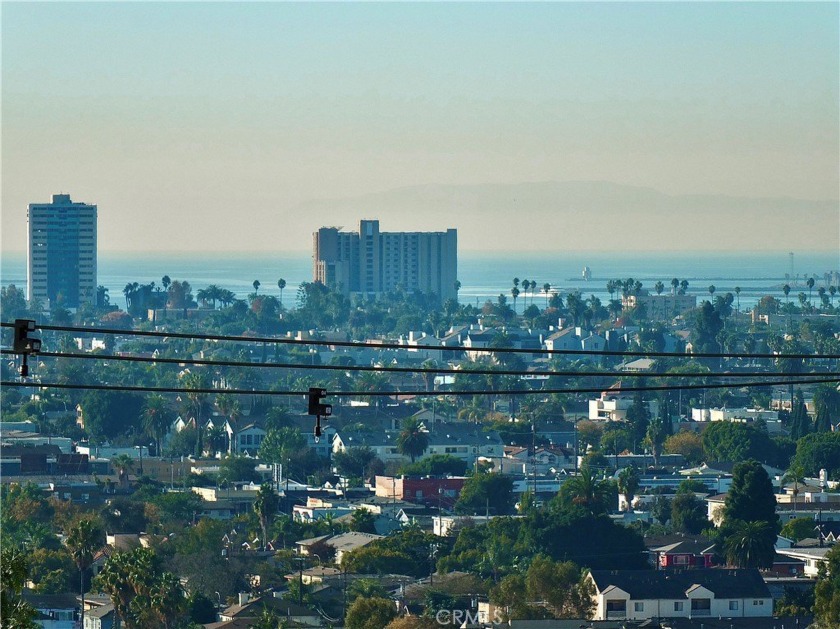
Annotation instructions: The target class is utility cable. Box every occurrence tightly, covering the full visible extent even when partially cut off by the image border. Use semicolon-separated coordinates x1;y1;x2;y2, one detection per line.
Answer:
2;348;830;381
3;376;838;397
2;321;835;361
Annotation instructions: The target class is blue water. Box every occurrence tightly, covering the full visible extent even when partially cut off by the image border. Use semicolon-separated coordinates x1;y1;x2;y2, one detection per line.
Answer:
2;250;838;313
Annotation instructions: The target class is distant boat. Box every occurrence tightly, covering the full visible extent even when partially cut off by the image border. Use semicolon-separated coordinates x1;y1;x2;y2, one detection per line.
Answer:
582;266;592;281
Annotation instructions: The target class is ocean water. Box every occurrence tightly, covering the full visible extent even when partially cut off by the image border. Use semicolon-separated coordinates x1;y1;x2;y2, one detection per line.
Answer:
2;250;838;313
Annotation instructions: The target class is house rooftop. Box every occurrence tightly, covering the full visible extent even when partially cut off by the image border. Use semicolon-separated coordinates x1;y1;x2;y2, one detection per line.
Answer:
589;568;770;600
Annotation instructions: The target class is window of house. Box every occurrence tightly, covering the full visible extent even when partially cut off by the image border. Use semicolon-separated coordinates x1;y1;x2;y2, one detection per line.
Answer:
606;600;626;612
691;599;711;613
634;602;644;612
753;600;764;606
674;602;684;612
729;601;739;610
673;554;689;565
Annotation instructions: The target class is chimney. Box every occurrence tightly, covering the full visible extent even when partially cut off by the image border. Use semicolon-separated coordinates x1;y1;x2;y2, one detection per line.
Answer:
238;592;250;606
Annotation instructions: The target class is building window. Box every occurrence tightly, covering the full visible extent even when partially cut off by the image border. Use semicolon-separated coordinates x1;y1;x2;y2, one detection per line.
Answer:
753;600;763;606
634;602;644;612
729;601;739;610
674;602;684;612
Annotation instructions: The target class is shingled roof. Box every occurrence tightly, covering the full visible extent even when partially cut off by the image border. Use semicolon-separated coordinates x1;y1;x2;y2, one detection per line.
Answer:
589;569;770;600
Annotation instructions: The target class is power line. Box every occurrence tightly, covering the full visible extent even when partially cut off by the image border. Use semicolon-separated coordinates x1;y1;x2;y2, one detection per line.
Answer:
3;376;838;397
3;321;836;360
2;348;831;381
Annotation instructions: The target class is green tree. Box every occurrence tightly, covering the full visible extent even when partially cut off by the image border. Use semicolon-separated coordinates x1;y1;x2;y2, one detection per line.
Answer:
111;454;135;489
780;517;817;543
664;431;704;464
94;547;187;629
333;446;379;481
723;520;776;569
723;460;779;530
617;467;640;512
815;544;840;627
258;427;307;464
350;509;378;534
789;389;811;440
397;417;428;463
792;431;840;477
66;518;104;629
691;301;723;356
0;544;38;628
702;422;776;464
253;483;280;551
455;472;515;515
814;384;840;433
277;278;287;307
491;555;594;620
345;596;397;629
670;491;707;535
181;371;210;457
400;454;468;477
142;394;170;456
80;390;145;441
554;465;613;516
218;455;260;484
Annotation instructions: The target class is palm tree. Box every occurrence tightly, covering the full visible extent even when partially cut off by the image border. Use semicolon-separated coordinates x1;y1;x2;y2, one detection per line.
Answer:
454;279;462;297
558;465;612;515
617;466;640;512
253;483;279;551
182;372;210;457
679;279;689;295
783;284;791;306
807;277;815;305
654;281;664;296
510;287;520;313
66;518;103;629
543;283;551;308
671;278;679;296
734;286;741;312
397;417;428;463
142;394;170;456
708;285;716;299
724;520;775;569
111;454;134;489
253;279;260;295
830;285;837;307
277;278;286;308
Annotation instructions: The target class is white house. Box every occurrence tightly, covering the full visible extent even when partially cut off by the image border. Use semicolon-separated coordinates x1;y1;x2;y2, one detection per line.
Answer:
587;569;772;621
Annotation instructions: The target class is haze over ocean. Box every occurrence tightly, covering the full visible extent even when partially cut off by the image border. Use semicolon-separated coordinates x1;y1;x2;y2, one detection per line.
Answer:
2;251;837;314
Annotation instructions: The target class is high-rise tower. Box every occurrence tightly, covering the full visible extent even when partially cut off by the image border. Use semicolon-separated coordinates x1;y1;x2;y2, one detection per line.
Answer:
27;194;97;309
313;220;457;302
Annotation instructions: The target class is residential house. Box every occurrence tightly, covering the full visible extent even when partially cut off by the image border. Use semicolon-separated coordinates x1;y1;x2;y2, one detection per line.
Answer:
295;531;383;565
217;594;322;627
776;546;833;578
587;569;772;621
589;382;659;421
83;603;119;629
333;424;503;465
649;539;717;569
374;476;465;508
22;592;79;629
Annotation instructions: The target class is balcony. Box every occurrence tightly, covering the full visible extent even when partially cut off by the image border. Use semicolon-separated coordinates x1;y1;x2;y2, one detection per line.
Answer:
606;611;626;620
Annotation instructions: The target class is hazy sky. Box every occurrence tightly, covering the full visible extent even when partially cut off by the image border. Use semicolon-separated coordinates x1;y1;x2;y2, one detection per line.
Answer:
2;2;838;253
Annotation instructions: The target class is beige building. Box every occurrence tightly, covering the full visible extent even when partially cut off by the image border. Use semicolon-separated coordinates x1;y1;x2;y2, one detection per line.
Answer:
313;219;457;301
622;293;697;319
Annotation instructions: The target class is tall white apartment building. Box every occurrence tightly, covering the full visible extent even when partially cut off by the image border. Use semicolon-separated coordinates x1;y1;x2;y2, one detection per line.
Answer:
27;194;97;309
313;220;457;302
